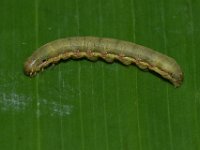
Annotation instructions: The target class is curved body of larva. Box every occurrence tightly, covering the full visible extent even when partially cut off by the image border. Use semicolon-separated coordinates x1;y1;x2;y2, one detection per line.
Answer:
24;36;183;87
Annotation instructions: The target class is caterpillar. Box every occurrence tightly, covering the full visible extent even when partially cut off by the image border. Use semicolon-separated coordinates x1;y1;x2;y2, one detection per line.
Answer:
24;36;183;87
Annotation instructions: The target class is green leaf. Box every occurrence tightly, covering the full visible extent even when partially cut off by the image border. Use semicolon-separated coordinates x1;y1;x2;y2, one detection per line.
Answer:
0;0;199;150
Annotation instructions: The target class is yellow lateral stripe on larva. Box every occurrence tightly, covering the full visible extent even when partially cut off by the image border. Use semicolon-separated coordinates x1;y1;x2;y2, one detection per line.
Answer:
24;36;183;87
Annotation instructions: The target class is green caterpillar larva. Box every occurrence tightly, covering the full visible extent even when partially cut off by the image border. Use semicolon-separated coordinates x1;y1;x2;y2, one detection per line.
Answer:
24;36;183;87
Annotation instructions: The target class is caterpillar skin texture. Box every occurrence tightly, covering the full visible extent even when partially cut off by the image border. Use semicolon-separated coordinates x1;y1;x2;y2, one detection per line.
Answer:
24;36;183;87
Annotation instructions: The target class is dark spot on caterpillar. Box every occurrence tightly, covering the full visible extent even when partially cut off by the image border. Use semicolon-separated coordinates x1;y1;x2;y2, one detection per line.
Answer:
42;59;47;62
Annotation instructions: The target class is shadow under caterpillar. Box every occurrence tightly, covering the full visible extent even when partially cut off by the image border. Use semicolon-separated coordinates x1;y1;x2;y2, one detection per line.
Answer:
24;36;183;87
